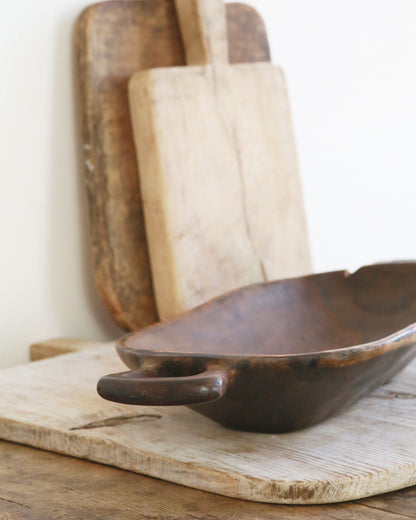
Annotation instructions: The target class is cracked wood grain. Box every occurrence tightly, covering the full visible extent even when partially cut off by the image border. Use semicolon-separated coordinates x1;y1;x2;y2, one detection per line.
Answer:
358;502;416;519
232;124;267;282
0;498;30;510
70;413;162;430
370;389;416;400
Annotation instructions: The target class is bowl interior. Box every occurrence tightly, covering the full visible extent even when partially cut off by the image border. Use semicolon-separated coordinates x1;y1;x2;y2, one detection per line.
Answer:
125;263;416;356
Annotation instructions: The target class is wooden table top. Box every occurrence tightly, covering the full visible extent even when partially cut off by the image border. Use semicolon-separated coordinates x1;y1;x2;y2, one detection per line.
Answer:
1;440;415;519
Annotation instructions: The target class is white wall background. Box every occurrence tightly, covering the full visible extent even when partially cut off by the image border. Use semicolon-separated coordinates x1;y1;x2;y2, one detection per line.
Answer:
1;0;415;368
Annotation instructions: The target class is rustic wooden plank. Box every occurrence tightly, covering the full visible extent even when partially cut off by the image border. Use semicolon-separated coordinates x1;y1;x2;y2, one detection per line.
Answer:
358;487;416;518
128;0;311;320
29;338;114;361
0;347;415;504
75;0;272;330
1;440;415;519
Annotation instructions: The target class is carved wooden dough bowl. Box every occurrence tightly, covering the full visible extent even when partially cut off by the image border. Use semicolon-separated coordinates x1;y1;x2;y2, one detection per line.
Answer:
98;263;416;433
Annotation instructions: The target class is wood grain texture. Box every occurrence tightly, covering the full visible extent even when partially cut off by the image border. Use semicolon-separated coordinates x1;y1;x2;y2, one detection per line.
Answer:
75;0;272;330
1;346;415;504
129;0;312;320
175;0;229;65
1;441;415;519
29;337;114;361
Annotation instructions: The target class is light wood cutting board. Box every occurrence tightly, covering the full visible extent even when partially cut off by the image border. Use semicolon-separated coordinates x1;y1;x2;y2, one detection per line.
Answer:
129;0;311;320
1;346;415;504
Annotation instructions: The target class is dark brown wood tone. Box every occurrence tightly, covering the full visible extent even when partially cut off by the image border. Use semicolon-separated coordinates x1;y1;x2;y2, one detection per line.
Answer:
0;440;415;519
75;1;270;331
98;262;416;432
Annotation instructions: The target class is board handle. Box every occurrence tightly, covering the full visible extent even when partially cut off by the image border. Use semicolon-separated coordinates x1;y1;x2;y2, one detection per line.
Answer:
97;366;228;406
174;0;229;66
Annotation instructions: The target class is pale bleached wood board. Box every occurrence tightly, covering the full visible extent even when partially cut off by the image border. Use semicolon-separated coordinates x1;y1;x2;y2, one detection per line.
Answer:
129;0;312;320
0;347;415;504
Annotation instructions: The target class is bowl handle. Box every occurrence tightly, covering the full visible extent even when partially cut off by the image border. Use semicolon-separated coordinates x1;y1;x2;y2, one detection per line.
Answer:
97;367;228;406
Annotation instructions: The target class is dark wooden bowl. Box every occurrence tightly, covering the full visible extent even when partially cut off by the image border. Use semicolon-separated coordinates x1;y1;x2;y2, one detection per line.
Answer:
97;263;416;433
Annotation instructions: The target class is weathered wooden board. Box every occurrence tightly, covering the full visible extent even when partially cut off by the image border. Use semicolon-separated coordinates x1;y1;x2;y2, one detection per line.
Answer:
76;0;273;330
1;441;416;519
2;441;416;519
129;0;312;320
1;346;415;504
29;337;114;361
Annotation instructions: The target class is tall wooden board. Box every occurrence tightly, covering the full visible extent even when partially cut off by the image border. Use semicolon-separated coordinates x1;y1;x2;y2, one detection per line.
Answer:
129;0;312;319
76;0;274;329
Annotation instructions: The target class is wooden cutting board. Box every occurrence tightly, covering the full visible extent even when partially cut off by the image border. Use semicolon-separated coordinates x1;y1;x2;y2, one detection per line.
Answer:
128;0;312;320
76;0;274;330
1;346;415;504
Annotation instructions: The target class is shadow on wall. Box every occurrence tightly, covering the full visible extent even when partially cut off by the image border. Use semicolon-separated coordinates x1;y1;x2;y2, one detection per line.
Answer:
47;14;123;340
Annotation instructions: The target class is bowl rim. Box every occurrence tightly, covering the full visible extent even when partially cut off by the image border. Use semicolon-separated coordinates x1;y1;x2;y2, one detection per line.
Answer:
119;262;416;365
119;323;416;365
